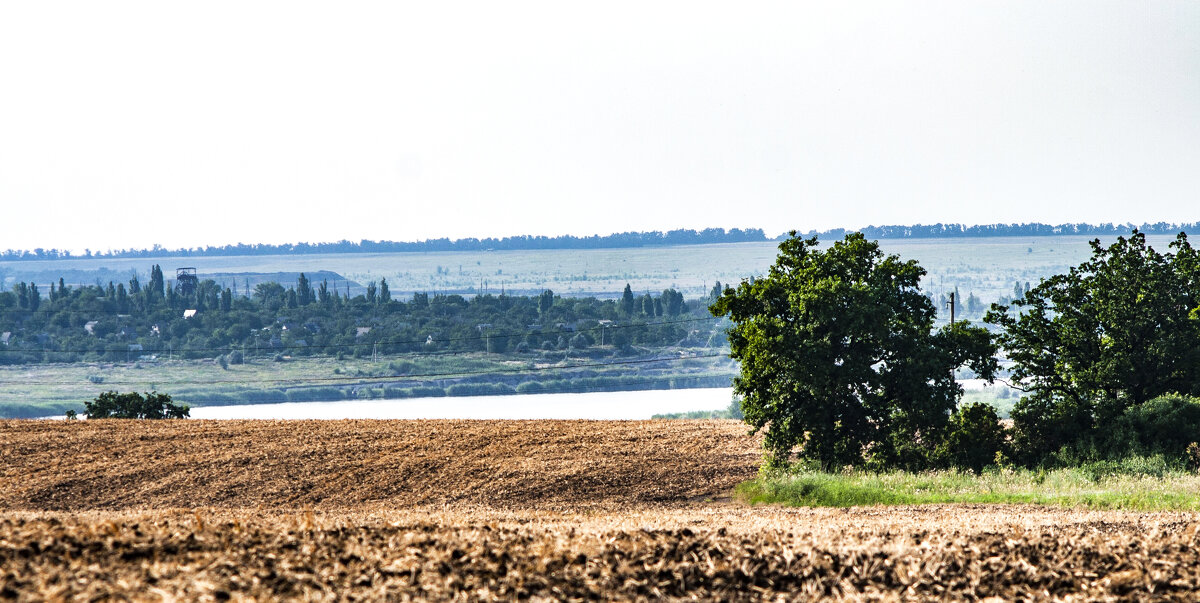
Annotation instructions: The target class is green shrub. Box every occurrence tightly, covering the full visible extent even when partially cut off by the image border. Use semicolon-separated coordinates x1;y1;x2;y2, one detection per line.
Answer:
446;383;515;397
1010;394;1099;465
727;396;744;420
1187;443;1200;472
407;386;446;398
388;360;416;374
935;402;1009;473
85;391;189;419
1108;393;1200;458
1037;394;1200;466
516;381;545;394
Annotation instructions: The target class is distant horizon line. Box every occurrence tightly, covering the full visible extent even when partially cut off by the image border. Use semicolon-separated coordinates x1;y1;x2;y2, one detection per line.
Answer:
3;221;1196;262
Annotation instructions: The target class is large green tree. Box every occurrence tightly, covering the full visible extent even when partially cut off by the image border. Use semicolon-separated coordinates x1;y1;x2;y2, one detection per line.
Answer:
712;232;997;469
985;231;1200;460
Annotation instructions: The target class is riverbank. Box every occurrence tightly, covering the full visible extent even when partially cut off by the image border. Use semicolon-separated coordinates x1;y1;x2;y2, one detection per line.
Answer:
0;350;736;418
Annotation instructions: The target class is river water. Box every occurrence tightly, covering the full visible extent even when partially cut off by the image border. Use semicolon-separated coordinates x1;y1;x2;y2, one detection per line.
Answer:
188;387;736;420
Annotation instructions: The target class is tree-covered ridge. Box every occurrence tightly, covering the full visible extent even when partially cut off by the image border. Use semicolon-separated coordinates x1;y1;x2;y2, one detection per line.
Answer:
814;221;1198;241
0;228;769;260
3;222;1196;261
0;267;722;365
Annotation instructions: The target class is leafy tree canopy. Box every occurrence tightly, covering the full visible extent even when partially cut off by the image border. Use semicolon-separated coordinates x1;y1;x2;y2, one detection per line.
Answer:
85;391;189;419
985;231;1200;459
712;232;997;470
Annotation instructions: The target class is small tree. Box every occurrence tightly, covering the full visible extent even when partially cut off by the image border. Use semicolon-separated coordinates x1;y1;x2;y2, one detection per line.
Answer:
620;284;635;316
85;391;189;419
379;278;391;305
297;273;316;306
933;402;1009;473
712;232;998;469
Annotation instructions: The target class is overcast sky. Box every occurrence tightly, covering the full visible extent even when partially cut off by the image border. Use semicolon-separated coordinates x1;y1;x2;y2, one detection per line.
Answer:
1;1;1197;253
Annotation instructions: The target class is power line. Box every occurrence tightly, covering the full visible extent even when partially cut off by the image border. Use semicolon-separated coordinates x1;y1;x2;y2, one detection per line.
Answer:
0;352;731;387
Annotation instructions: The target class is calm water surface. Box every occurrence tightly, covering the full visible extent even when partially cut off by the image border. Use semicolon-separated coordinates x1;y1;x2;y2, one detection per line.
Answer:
189;387;735;420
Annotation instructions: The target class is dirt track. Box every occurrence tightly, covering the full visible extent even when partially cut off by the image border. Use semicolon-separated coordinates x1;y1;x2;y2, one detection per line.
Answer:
4;419;1200;600
0;419;759;511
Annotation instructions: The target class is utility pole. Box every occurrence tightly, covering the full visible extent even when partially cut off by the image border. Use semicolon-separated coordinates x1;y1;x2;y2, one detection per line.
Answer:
946;292;956;325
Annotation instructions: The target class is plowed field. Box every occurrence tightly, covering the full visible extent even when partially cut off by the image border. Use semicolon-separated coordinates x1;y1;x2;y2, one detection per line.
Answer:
3;419;1199;601
0;419;759;511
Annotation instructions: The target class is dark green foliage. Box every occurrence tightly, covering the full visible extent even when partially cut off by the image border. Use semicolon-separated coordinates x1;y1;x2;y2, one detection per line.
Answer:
297;273;315;306
620;284;635;316
661;289;684;316
640;294;655;316
1102;394;1200;459
85;391;189;419
987;231;1200;462
148;265;165;301
712;232;998;470
379;278;391;305
318;280;331;306
0;264;718;366
933;403;1009;473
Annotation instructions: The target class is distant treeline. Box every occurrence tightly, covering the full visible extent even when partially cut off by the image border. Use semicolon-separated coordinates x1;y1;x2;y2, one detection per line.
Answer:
811;222;1198;241
3;222;1196;261
0;228;769;261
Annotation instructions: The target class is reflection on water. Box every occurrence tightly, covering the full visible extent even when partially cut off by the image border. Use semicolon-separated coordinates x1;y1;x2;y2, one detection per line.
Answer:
189;388;735;420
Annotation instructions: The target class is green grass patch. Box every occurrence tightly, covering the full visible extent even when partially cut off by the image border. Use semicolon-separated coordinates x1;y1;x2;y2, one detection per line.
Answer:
736;465;1200;511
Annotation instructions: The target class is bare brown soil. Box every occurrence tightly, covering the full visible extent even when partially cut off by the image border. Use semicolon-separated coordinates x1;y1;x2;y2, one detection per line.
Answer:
0;419;759;511
3;506;1199;601
3;419;1200;600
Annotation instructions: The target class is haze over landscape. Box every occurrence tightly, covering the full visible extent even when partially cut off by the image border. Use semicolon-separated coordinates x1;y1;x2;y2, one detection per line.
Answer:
6;3;1200;600
2;1;1198;254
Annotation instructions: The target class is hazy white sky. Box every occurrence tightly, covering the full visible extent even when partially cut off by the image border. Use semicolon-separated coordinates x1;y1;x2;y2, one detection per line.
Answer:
1;1;1197;253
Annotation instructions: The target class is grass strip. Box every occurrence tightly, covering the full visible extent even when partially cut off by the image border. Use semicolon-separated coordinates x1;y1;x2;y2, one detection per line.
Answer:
736;467;1200;511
